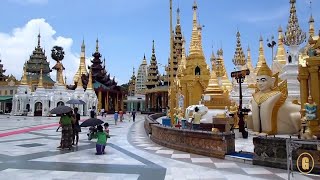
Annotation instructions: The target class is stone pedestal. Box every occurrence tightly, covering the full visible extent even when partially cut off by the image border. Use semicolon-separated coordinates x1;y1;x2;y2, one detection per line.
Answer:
253;137;320;174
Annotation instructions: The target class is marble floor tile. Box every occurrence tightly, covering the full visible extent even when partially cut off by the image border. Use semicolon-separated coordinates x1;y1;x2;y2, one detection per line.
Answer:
242;167;273;174
191;158;213;163
171;154;191;159
144;147;163;150
156;150;175;154
214;162;239;168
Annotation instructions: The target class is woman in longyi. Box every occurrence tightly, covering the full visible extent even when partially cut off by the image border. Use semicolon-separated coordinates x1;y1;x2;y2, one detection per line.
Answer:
250;62;300;135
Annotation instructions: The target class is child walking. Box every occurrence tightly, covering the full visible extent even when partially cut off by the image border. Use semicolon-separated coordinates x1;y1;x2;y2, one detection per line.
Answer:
92;125;110;155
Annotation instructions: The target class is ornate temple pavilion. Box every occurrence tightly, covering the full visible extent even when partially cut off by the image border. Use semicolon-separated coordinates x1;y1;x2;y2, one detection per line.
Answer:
69;39;125;113
11;34;97;116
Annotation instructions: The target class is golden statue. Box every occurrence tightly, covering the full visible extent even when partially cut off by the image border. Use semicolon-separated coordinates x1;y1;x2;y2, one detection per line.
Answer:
251;62;300;135
229;100;239;128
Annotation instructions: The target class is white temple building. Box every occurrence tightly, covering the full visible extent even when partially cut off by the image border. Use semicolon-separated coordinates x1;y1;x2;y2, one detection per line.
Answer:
11;34;97;116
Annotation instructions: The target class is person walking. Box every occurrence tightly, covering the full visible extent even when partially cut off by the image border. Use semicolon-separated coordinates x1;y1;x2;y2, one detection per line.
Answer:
131;109;136;122
57;111;75;150
114;111;119;125
119;109;124;122
72;107;81;145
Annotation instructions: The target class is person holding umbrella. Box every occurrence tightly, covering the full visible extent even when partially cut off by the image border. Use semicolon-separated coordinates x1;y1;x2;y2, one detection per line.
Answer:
57;111;75;150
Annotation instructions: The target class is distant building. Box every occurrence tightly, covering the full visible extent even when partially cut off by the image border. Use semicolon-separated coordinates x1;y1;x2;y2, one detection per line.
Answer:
0;58;19;114
124;62;146;112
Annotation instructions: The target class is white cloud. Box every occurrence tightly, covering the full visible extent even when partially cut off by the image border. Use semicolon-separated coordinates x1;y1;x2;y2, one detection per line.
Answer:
0;18;79;85
8;0;48;5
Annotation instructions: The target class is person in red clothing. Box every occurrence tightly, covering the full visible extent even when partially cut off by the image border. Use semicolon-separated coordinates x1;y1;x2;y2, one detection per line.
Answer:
119;109;124;122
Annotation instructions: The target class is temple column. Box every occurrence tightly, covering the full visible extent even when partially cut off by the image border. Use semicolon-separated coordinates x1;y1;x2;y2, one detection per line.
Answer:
116;92;119;111
309;66;320;118
121;93;124;111
104;95;107;111
145;93;148;111
98;90;102;112
106;91;109;111
298;66;309;109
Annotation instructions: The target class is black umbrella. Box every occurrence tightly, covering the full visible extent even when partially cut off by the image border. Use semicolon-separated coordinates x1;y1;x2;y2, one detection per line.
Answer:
50;105;73;114
80;118;104;127
66;99;86;105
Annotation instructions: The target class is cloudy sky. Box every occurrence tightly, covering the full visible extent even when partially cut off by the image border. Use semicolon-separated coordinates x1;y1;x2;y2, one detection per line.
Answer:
0;0;318;85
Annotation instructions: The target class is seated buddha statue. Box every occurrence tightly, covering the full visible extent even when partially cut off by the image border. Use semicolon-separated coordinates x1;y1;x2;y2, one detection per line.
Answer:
251;62;300;135
304;96;317;121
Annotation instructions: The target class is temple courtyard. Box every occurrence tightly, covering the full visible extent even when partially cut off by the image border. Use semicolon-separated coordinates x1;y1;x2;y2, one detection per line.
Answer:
0;114;315;180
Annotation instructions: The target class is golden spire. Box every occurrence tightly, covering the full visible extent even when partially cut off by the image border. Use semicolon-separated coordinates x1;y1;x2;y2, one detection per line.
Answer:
76;75;83;90
38;67;44;88
275;26;286;65
283;0;306;46
87;69;93;90
95;38;99;52
216;48;232;91
257;62;272;77
232;31;246;67
309;14;315;37
210;46;216;72
21;63;28;85
255;35;267;74
189;0;204;56
73;40;88;83
246;45;254;72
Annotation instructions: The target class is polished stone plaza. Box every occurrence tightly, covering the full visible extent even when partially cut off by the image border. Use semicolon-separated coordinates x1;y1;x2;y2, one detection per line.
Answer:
0;114;315;180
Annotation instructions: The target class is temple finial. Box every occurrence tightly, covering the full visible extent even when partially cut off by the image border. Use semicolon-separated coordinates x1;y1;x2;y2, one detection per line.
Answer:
95;38;99;52
152;40;155;54
81;38;85;52
232;30;246;67
177;7;180;25
37;32;41;47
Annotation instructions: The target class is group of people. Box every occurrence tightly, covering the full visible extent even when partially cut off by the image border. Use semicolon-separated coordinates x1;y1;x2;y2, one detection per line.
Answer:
57;107;81;150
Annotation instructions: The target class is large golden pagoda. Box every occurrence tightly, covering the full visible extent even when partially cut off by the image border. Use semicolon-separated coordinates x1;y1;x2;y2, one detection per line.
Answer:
179;0;210;108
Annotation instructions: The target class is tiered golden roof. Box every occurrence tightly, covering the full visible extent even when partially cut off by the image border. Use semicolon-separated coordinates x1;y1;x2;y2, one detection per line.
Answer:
73;39;88;83
20;63;28;85
87;68;93;90
216;48;232;91
283;0;306;46
145;40;160;88
254;36;267;74
204;68;223;95
274;26;286;65
232;31;246;67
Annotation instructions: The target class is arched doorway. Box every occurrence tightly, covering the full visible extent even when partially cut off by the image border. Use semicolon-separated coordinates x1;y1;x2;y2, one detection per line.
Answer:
288;55;292;63
34;102;42;116
57;101;64;107
26;104;30;112
195;66;201;75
